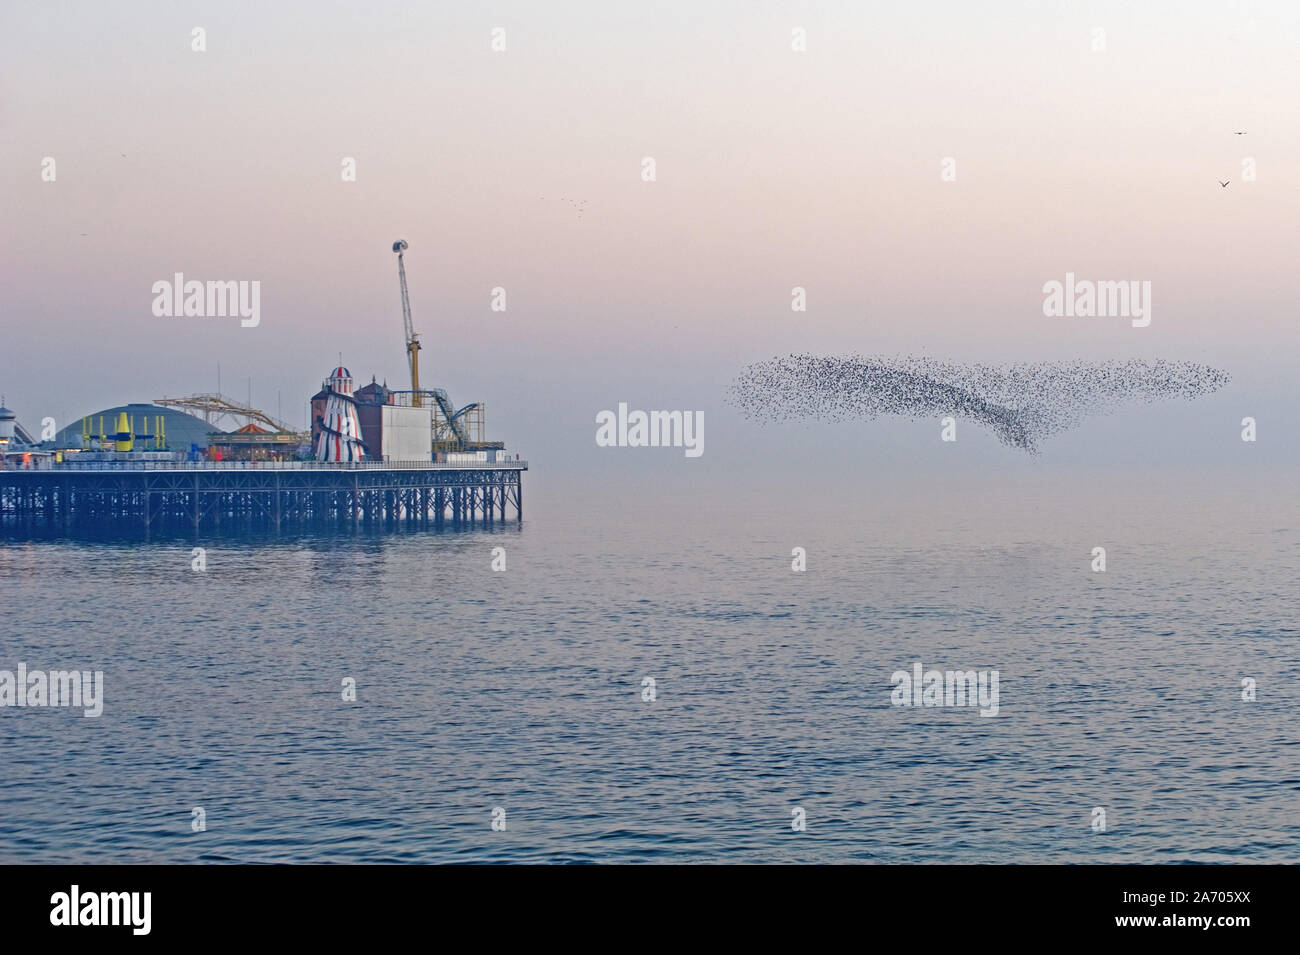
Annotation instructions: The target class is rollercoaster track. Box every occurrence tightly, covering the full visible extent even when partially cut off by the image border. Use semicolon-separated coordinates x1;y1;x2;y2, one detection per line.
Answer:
428;391;476;444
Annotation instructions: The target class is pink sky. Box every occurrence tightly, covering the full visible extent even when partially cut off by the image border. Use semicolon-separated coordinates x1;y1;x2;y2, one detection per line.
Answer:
2;1;1296;468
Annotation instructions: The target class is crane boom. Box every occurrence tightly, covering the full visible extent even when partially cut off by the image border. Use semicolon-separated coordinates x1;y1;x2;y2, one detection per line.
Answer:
392;239;422;407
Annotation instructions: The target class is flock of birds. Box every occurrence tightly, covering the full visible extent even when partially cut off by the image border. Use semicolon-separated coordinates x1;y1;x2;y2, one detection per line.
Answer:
725;130;1245;451
728;355;1231;454
538;195;588;219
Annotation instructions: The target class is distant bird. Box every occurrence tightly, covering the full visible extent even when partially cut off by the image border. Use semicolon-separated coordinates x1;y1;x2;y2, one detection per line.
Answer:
1218;180;1230;188
1233;131;1247;135
539;195;589;219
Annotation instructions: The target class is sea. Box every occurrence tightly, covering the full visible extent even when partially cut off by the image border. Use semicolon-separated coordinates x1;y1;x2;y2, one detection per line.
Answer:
1;470;1296;863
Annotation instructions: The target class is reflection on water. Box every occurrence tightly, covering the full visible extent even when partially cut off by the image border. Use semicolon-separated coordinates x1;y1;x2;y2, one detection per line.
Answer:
1;474;1295;862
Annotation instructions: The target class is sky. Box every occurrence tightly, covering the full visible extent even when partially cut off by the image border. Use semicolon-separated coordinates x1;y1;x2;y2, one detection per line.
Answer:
2;0;1297;478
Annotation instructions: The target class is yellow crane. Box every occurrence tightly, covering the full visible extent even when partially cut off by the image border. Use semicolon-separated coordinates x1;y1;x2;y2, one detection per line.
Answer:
393;240;422;407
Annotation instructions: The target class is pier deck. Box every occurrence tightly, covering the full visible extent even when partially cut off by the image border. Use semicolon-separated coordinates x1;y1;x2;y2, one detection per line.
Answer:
0;460;526;532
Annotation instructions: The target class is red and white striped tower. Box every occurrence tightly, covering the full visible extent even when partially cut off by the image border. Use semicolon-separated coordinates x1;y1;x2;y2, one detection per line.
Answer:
314;366;366;462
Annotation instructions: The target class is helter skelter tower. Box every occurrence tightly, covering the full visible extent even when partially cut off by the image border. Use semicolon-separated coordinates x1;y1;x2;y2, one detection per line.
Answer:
315;366;366;462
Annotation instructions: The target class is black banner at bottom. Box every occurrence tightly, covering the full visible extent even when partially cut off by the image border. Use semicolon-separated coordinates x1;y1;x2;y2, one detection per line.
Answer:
0;863;1285;941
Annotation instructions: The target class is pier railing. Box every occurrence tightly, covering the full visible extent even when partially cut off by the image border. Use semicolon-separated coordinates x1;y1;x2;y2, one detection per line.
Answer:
1;456;526;526
9;458;527;472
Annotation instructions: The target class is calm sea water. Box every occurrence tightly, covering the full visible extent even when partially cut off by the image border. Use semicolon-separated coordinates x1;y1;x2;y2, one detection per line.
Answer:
1;471;1296;863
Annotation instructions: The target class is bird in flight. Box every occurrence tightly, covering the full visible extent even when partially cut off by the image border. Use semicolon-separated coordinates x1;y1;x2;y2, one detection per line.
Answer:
539;195;589;219
1218;180;1230;188
1234;131;1247;135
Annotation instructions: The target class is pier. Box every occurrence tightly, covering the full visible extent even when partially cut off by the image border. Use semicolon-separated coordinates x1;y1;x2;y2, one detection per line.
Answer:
0;460;526;533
